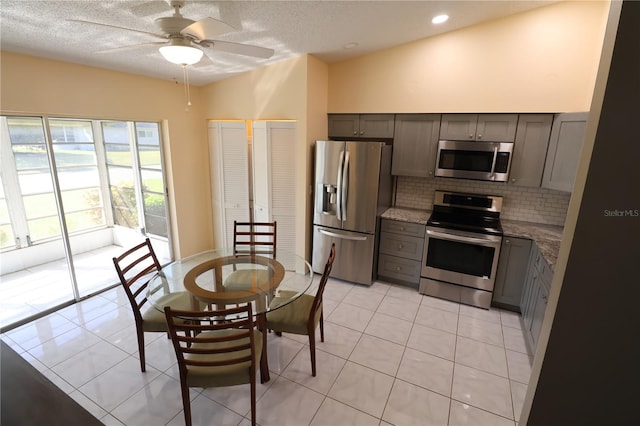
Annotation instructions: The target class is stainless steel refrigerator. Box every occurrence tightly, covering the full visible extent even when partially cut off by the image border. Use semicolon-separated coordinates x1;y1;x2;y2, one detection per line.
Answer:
312;140;392;285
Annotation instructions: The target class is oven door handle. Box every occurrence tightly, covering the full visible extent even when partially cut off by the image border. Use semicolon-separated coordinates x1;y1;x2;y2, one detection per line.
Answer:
426;229;500;246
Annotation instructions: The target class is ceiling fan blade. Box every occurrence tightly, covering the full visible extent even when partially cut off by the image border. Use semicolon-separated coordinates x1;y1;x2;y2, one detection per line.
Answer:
129;0;171;17
68;19;166;40
181;17;236;40
201;40;275;59
96;42;167;54
192;52;214;68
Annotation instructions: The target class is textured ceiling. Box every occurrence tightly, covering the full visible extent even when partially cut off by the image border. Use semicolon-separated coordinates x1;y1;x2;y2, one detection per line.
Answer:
0;0;555;86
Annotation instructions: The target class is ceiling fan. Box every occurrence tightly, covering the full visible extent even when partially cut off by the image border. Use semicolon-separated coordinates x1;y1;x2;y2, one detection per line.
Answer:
70;0;275;66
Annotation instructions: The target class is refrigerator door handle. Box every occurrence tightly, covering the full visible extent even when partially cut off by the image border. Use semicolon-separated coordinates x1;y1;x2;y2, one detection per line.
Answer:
341;151;350;222
336;150;345;221
318;229;368;241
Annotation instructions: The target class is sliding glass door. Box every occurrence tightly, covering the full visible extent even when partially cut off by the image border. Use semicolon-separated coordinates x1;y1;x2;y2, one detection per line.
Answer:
0;115;172;330
0;117;75;322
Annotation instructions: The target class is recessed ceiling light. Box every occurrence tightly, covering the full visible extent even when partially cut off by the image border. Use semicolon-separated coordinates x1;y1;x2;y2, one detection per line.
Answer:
432;14;449;24
343;42;359;49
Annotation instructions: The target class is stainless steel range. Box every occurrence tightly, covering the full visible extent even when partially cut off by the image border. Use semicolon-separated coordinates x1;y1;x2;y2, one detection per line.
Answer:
419;191;503;309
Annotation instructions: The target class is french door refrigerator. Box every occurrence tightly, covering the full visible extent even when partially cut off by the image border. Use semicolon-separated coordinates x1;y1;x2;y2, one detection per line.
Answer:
312;140;392;285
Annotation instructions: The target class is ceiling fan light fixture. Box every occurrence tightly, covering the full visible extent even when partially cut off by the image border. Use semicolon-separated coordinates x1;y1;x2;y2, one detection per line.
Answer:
159;44;203;65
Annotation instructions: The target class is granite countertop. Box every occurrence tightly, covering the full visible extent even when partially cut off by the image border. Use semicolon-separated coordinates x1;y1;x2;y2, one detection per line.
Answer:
380;207;430;224
501;219;564;270
381;207;564;271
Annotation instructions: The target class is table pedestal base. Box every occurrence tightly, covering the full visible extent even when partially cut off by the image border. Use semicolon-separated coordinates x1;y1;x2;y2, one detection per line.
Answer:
257;313;270;383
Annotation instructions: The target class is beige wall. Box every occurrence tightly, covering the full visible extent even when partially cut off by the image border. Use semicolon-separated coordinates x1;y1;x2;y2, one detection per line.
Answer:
303;56;330;258
0;52;212;258
328;1;610;113
201;56;308;120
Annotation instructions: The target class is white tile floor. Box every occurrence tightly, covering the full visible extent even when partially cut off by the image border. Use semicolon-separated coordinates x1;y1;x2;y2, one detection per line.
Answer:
1;277;533;426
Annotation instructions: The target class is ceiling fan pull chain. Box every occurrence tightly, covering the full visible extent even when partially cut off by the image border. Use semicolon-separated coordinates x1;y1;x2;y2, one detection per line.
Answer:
182;64;192;110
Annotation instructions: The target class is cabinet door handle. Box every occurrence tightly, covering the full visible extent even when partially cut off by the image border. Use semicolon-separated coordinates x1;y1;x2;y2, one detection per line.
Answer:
396;266;401;271
398;244;404;249
478;134;483;139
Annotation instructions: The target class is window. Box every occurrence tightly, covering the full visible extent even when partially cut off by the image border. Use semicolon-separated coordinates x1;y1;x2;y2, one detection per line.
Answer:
1;115;172;328
5;116;60;243
0;174;15;249
136;122;168;237
102;121;168;237
1;115;170;249
50;119;105;234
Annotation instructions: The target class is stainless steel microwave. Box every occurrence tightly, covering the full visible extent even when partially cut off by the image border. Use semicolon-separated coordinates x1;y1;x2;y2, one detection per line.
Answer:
434;140;514;182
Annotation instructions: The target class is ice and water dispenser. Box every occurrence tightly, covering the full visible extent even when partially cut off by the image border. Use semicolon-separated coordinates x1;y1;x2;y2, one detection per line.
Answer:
318;183;338;216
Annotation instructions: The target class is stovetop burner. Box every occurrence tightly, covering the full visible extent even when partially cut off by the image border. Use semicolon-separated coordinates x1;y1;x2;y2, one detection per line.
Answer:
427;191;504;236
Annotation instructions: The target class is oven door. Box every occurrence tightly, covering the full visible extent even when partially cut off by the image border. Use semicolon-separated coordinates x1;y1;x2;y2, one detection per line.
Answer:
422;227;502;291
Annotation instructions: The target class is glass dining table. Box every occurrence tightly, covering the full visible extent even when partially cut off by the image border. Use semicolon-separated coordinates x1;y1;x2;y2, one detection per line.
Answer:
146;248;314;382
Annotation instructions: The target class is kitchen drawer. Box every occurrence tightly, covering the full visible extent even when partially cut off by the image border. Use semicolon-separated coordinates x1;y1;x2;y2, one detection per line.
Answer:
380;219;425;238
379;232;424;261
378;254;422;285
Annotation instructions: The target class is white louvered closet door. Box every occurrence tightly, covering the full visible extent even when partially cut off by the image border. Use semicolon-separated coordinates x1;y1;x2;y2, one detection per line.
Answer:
208;121;250;249
252;121;296;257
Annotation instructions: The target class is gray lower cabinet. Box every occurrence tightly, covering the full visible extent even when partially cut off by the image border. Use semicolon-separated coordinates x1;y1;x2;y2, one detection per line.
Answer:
492;237;533;311
377;219;425;287
391;114;441;177
541;112;588;192
520;243;553;353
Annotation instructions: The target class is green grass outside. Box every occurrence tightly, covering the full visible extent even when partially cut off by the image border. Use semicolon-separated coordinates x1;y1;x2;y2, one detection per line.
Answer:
3;148;166;247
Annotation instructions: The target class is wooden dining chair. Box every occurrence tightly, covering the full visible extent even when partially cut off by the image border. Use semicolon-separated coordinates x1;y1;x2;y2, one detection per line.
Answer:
232;220;277;256
164;304;262;426
225;221;277;290
266;243;336;376
112;238;192;372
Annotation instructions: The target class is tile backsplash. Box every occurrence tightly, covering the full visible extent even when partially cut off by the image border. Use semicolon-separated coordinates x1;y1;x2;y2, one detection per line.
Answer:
394;176;571;226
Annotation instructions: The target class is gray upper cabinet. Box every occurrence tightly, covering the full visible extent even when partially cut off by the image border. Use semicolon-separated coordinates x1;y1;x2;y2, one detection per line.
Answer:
439;114;478;140
509;114;553;187
542;112;588;192
440;113;518;141
328;114;395;139
476;114;518;141
328;114;359;138
492;237;532;311
391;114;441;177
